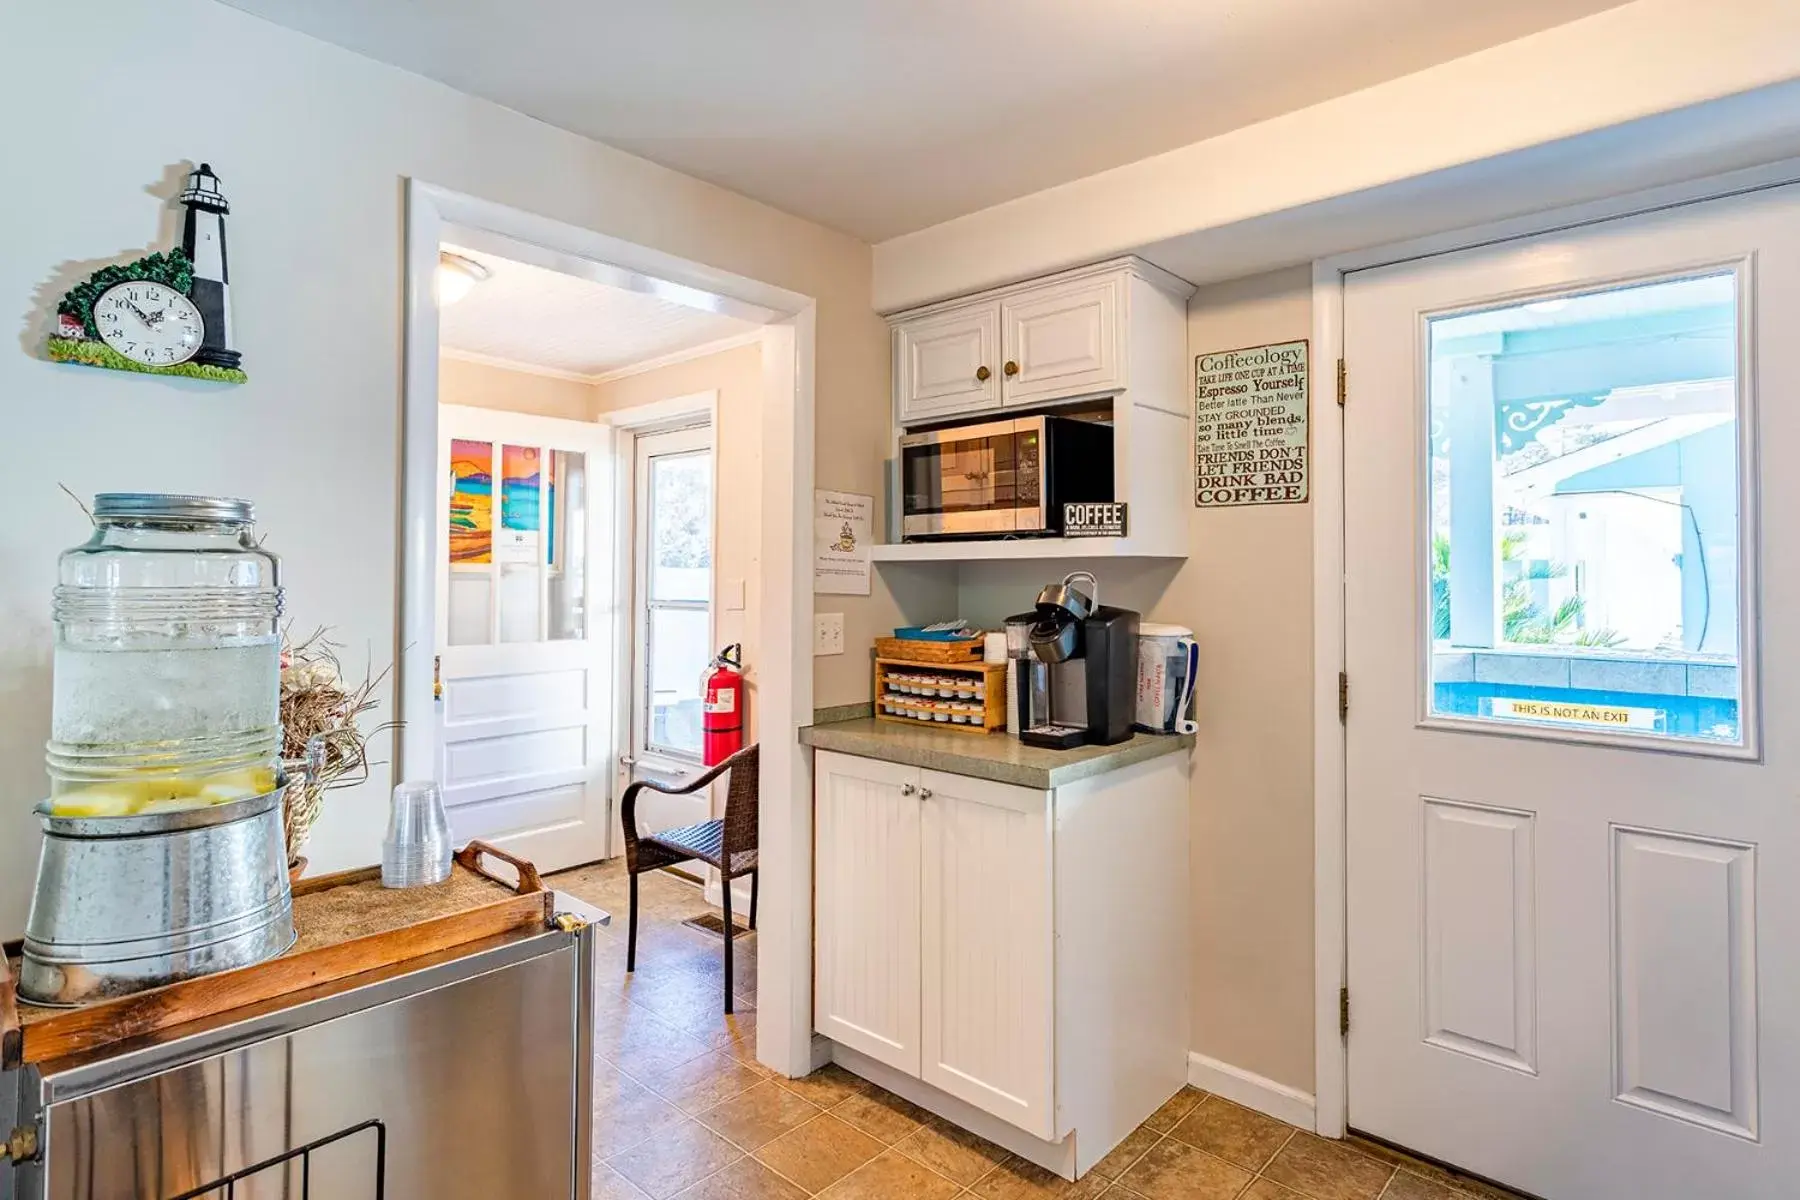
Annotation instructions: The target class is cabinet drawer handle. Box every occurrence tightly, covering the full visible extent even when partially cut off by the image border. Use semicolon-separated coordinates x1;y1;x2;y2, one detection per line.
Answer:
975;365;991;382
1003;360;1019;377
900;783;916;796
919;787;933;800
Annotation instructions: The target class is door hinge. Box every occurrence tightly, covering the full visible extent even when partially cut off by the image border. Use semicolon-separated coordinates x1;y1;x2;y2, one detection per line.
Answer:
1336;357;1347;407
1338;671;1349;724
1339;986;1351;1038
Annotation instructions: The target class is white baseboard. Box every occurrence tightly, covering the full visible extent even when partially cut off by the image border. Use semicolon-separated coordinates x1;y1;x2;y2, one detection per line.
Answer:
1188;1051;1317;1131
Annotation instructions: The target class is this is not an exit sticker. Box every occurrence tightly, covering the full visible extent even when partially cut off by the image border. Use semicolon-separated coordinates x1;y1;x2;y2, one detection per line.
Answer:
1489;698;1663;731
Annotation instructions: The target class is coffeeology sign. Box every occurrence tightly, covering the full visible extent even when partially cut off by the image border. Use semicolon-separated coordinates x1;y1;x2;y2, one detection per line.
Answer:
1194;340;1309;507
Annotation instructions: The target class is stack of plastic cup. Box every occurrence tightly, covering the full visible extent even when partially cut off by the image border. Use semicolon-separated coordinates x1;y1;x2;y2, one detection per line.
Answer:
381;780;454;888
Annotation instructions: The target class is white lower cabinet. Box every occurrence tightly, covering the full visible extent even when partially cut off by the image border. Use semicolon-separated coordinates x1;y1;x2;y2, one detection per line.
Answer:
919;769;1056;1138
813;752;922;1073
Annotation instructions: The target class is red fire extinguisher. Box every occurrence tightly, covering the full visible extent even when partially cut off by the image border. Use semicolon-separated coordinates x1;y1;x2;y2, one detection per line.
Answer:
701;644;746;766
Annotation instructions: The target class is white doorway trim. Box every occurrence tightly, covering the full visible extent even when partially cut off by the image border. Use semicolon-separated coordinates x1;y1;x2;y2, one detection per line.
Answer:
402;180;818;1077
1310;152;1800;1141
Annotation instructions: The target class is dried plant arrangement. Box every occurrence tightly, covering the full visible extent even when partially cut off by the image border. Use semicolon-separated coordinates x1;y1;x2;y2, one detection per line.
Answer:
280;627;396;867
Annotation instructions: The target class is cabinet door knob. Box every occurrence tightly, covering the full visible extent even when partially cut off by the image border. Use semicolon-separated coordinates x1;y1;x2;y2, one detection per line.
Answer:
975;365;991;382
919;787;933;800
1003;360;1019;377
900;783;916;796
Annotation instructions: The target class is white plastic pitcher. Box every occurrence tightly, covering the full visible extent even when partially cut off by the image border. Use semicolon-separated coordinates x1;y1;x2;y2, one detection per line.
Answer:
1135;623;1198;735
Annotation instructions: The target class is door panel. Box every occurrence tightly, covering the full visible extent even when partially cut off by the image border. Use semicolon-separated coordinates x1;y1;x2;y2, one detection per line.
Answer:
1001;276;1120;406
1344;185;1798;1199
896;303;1001;425
437;405;614;872
918;769;1054;1138
813;751;922;1074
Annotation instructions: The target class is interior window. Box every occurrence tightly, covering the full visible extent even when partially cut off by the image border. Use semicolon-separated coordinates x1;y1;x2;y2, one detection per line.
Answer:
635;429;713;761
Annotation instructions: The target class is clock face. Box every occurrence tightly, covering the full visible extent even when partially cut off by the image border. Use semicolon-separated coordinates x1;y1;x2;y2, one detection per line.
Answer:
93;282;204;367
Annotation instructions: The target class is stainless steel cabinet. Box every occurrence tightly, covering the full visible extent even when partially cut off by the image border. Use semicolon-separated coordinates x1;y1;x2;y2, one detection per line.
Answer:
4;926;595;1199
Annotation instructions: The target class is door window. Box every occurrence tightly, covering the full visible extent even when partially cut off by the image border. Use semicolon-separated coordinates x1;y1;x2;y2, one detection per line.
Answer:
1425;270;1748;747
446;439;590;646
635;430;713;761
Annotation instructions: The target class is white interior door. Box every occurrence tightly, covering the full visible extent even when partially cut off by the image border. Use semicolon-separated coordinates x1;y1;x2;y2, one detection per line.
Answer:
1344;185;1798;1199
437;404;615;872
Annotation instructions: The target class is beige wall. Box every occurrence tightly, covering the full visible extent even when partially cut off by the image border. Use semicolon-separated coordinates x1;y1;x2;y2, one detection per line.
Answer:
0;0;894;925
438;355;594;420
592;345;766;740
952;265;1317;1091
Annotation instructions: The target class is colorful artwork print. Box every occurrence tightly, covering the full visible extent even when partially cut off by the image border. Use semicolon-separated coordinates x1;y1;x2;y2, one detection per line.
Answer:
449;439;493;563
546;452;558;566
502;444;542;533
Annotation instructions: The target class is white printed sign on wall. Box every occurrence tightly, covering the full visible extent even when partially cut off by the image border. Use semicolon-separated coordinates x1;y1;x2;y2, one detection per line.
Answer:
1194;339;1309;507
813;490;872;596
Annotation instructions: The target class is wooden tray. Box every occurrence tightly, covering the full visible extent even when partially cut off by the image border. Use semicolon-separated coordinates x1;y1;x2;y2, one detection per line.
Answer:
875;658;1008;735
1;841;553;1069
873;636;985;664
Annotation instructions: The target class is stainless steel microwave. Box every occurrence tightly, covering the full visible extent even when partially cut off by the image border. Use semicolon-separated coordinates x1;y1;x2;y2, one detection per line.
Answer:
898;415;1114;539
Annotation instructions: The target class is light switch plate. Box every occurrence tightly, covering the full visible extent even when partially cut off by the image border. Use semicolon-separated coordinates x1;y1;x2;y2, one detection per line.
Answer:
814;612;845;656
723;577;747;611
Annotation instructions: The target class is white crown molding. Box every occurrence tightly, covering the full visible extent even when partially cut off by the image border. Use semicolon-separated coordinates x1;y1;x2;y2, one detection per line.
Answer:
439;347;597;384
587;329;765;385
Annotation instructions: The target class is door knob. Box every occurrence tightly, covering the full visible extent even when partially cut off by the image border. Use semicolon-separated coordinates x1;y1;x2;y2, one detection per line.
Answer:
975;365;991;382
919;787;933;800
433;654;443;701
900;783;916;796
1003;360;1019;376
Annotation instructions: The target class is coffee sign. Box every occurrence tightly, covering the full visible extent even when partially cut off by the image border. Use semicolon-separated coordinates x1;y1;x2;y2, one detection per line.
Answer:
1062;501;1127;538
1194;339;1309;507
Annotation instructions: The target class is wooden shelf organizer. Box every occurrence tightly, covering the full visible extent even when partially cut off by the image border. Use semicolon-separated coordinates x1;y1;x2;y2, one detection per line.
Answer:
1;841;556;1070
875;657;1007;735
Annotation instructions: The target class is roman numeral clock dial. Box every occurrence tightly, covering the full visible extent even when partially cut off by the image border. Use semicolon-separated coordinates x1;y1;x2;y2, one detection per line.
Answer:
93;281;205;367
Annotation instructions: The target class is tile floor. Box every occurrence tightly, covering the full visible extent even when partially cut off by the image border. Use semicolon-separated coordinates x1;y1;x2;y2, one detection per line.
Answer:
551;860;1525;1200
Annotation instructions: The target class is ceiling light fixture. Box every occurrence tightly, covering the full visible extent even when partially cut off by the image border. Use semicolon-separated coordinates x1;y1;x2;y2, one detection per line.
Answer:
437;252;491;306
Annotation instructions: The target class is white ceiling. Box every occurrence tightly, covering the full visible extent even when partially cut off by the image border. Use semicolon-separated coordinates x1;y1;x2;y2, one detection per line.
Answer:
219;0;1626;242
438;245;758;377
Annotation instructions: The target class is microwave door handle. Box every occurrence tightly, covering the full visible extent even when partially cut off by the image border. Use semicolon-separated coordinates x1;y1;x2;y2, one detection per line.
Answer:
1175;637;1199;735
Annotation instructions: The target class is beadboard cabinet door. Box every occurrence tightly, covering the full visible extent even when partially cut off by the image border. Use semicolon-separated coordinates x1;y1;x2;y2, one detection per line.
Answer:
813;751;923;1075
918;768;1056;1139
894;303;1001;426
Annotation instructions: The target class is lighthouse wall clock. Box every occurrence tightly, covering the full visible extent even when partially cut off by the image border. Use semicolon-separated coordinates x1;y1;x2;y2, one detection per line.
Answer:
46;163;247;384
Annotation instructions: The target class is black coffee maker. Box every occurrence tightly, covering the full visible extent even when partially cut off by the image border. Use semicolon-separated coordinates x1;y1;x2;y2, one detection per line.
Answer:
1015;572;1139;750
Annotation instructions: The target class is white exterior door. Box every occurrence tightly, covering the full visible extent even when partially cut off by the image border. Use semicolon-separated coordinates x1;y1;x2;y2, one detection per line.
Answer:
1000;275;1120;406
813;750;922;1075
1344;186;1797;1199
895;303;1001;425
919;769;1055;1138
437;404;615;872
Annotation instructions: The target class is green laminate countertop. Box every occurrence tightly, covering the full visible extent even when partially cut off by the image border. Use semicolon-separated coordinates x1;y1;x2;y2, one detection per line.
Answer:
798;717;1193;790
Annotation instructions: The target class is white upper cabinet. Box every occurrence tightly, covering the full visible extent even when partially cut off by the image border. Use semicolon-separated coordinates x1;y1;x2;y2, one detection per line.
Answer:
895;303;1001;425
890;258;1190;429
1000;275;1121;407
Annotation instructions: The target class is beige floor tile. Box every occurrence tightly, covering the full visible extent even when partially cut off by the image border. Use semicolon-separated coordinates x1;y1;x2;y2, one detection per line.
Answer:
828;1086;931;1144
1262;1134;1396;1200
645;1049;771;1115
970;1154;1112;1198
1140;1086;1209;1133
700;1081;823;1152
600;1002;718;1079
1116;1138;1254;1200
773;1064;874;1108
1240;1180;1307;1200
753;1114;886;1194
816;1148;964;1200
593;1160;651;1199
593;1066;691;1159
892;1115;1011;1186
710;1011;760;1061
1167;1098;1295;1172
675;1156;809;1200
610;1119;744;1200
1380;1172;1471;1200
1340;1140;1525;1200
1087;1125;1163;1180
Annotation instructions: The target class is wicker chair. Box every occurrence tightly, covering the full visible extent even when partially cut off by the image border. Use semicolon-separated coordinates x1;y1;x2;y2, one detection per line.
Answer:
619;743;759;1013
